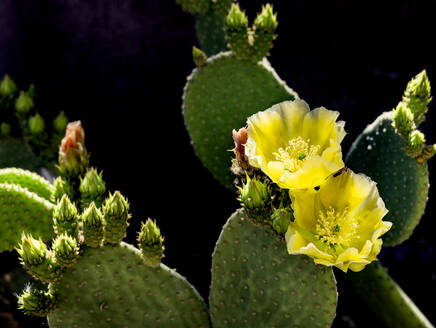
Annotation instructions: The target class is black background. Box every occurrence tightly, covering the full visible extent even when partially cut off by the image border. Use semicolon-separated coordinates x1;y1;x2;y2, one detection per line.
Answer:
1;0;435;327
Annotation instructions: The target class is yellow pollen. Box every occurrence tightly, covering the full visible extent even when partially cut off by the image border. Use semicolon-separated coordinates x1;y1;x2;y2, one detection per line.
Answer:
316;206;357;246
273;137;320;172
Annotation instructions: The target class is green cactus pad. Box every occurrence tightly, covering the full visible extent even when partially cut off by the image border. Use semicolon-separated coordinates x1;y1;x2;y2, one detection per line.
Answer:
346;112;429;246
0;139;41;172
0;183;54;252
196;12;227;56
209;209;337;327
183;52;297;188
0;168;54;202
48;242;211;328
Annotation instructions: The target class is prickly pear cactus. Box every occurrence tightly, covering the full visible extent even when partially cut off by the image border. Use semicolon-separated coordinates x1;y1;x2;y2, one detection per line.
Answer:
209;209;338;327
48;243;210;328
346;112;429;246
0;182;54;252
17;189;211;328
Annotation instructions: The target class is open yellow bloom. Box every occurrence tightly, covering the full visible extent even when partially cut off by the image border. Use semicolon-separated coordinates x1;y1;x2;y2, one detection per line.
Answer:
285;168;392;272
245;99;346;189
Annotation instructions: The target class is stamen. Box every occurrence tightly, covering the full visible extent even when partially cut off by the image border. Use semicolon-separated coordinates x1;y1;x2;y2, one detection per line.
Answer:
316;206;357;246
273;137;320;172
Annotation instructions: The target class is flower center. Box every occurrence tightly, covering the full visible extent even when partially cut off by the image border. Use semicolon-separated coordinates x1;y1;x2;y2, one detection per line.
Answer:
273;137;320;173
316;206;358;246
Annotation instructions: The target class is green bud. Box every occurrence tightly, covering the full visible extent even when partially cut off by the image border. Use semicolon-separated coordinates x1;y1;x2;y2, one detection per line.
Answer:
53;111;68;133
254;4;278;32
53;177;74;202
137;219;165;267
271;207;293;235
1;122;12;136
405;130;425;158
16;234;48;266
82;202;104;247
422;144;436;160
0;75;17;97
102;191;131;244
53;234;80;267
403;70;432;126
28;113;45;135
15;91;34;113
18;286;56;317
53;194;80;238
239;175;269;210
79;168;106;208
192;46;207;67
392;103;414;137
226;3;248;31
16;234;58;283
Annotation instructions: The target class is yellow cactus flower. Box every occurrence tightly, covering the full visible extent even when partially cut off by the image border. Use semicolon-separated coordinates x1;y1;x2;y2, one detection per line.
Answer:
285;168;392;272
245;99;346;190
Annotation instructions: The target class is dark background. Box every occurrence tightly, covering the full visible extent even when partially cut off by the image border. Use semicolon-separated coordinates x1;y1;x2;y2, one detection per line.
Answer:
0;0;435;327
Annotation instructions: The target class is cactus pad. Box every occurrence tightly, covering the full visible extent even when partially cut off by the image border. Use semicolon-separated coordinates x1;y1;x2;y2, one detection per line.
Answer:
48;242;211;328
0;139;41;172
209;209;338;327
183;52;297;188
346;112;429;246
0;168;54;202
0;183;54;252
196;12;227;56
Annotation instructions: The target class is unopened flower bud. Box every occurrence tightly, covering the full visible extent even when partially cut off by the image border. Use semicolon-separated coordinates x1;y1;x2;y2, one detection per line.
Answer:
53;195;80;238
392;103;414;137
192;46;207;67
422;144;436;160
58;121;89;178
137;218;165;267
79;168;106;208
16;234;48;266
405;130;425;158
53;234;80;267
271;207;293;235
254;4;278;32
403;70;431;126
226;3;248;31
82;202;104;247
0;75;17;97
1;122;12;136
53;111;68;133
15;91;34;113
239;175;269;210
18;286;56;317
53;177;74;202
28;113;45;135
102;191;131;244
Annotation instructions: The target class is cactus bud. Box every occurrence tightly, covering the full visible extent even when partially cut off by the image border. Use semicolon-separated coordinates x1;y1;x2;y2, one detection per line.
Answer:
53;111;68;133
231;127;253;175
392;103;415;137
0;75;17;97
53;234;80;267
403;70;431;126
18;286;57;317
192;46;207;67
238;175;269;210
254;4;278;32
405;130;425;158
53;194;80;238
271;207;293;235
16;234;58;283
138;219;165;267
79;168;106;208
15;91;34;113
53;177;74;202
82;202;104;247
226;4;248;31
28;113;45;135
1;122;12;136
421;144;436;160
58;121;89;178
102;191;131;244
